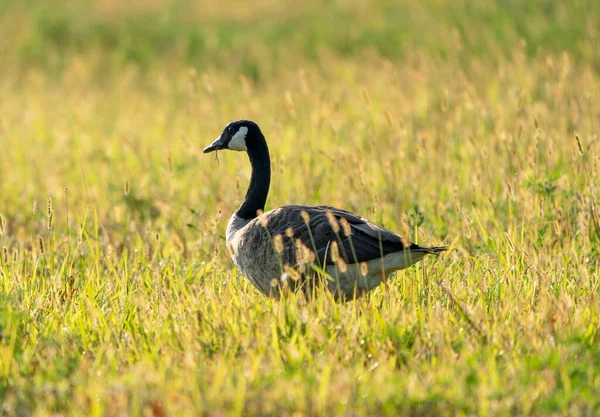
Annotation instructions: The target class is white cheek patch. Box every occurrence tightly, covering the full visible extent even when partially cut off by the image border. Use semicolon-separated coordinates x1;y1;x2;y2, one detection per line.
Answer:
228;126;248;151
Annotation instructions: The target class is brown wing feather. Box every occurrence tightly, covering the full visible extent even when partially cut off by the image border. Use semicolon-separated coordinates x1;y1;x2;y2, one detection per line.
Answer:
262;205;414;267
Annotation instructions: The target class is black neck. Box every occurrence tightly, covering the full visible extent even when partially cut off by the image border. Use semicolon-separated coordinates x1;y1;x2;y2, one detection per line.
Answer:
236;134;271;220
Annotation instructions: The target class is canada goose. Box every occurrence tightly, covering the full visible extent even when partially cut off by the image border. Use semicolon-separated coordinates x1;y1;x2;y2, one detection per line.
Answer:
204;120;446;299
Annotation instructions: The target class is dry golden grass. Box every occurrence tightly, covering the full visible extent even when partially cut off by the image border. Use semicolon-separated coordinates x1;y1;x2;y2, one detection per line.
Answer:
0;0;599;415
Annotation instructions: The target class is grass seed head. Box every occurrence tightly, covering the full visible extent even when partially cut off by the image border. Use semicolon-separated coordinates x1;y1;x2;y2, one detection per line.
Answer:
46;198;52;217
575;133;584;155
329;241;339;262
337;257;347;273
33;198;38;214
273;234;284;253
340;217;351;237
38;237;45;255
124;180;130;195
360;262;369;277
47;211;54;230
325;211;339;233
173;235;184;253
384;110;394;127
285;227;294;238
257;210;268;227
400;235;411;248
0;214;4;235
295;240;315;265
300;210;310;224
506;179;513;197
168;152;173;173
283;264;300;281
303;245;315;264
294;239;304;262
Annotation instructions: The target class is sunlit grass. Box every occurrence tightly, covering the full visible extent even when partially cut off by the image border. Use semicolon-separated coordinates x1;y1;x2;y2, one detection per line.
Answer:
0;0;599;415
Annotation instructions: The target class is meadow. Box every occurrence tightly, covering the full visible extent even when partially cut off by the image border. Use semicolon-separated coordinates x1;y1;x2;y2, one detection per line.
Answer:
0;0;599;415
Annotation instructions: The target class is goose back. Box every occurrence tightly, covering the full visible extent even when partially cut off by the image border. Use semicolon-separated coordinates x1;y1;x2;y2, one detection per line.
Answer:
258;205;415;267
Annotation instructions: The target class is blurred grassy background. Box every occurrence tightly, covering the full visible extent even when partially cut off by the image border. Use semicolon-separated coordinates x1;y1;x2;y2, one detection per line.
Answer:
0;0;599;416
1;0;598;78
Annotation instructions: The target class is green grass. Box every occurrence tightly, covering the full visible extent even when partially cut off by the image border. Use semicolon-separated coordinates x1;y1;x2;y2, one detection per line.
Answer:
1;0;600;415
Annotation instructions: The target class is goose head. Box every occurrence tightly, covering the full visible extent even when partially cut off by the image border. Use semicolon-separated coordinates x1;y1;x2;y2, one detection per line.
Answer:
203;120;262;153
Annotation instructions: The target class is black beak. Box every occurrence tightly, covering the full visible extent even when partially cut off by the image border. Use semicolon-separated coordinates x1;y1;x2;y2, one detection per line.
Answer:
203;135;226;153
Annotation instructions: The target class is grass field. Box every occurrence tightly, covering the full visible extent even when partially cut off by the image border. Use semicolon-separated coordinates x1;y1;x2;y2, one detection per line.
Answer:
1;0;599;415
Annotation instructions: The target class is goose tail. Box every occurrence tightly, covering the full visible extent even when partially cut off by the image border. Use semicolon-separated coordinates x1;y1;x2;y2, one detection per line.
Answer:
410;244;448;254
